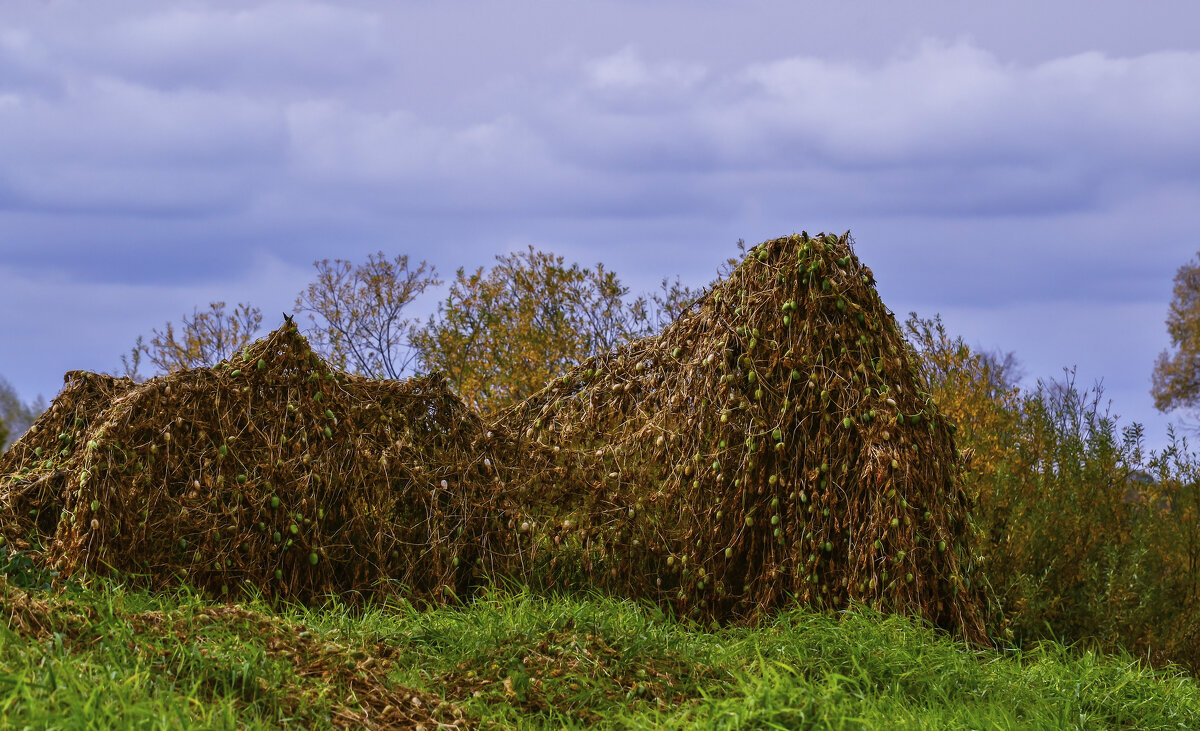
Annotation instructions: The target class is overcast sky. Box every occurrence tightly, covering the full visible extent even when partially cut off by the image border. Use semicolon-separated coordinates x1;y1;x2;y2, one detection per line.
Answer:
1;0;1198;449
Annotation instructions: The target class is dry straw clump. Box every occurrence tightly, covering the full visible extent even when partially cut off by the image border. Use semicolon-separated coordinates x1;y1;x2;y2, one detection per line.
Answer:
0;320;510;604
493;232;988;642
0;232;989;642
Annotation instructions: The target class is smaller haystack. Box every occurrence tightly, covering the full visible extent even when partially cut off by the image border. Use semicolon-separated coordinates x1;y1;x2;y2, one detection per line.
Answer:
495;233;989;642
0;371;135;546
0;321;508;603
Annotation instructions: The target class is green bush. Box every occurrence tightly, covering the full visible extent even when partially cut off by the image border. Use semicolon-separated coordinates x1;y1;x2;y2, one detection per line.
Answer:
910;315;1200;673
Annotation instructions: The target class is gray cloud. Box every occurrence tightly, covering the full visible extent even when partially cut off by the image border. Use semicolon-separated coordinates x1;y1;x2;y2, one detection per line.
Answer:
0;28;64;96
62;3;390;94
2;22;1195;246
0;80;285;219
549;43;1200;183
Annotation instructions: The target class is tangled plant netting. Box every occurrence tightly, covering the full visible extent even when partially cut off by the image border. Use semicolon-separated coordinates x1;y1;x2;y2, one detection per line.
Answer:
0;233;989;642
0;324;509;604
492;232;988;642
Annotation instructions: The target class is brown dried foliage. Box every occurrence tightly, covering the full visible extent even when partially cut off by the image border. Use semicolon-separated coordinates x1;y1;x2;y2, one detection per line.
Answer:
492;233;988;642
0;233;989;643
0;326;507;606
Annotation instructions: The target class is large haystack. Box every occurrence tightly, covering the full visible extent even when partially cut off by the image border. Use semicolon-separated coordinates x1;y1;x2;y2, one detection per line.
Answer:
0;322;511;603
494;233;988;641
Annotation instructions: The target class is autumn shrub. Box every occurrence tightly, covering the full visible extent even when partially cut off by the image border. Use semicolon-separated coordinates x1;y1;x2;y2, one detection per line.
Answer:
991;375;1138;646
908;314;1200;672
1132;432;1200;669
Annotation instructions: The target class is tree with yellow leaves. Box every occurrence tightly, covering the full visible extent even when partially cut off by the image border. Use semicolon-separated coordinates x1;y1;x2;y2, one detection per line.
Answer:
1152;253;1200;416
413;246;697;413
413;247;620;413
903;313;1025;507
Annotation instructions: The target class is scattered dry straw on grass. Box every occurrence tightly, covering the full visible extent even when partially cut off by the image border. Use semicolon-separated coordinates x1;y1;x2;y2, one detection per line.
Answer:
0;576;469;729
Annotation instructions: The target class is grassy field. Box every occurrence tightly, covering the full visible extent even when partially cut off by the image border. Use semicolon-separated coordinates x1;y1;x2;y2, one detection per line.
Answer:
2;562;1199;730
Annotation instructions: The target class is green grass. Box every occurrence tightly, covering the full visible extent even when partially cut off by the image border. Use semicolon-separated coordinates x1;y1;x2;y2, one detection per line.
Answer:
1;574;1198;729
